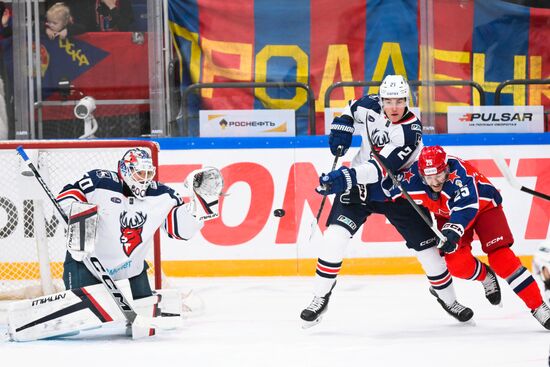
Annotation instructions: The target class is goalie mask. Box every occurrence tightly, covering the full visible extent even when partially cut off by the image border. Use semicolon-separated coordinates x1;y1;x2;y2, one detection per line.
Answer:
118;148;156;200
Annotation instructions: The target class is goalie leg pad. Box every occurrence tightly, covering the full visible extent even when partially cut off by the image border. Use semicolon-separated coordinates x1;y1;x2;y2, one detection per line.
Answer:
130;292;184;339
7;282;132;341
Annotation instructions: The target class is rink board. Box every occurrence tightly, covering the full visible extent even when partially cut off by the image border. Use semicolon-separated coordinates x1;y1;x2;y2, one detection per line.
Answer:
155;139;549;276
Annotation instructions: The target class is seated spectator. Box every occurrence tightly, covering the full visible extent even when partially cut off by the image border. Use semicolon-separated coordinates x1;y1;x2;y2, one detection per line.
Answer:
45;0;134;36
96;0;134;31
45;2;73;40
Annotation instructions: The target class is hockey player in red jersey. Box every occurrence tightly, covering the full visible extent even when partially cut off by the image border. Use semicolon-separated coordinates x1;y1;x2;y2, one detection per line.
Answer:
385;145;550;329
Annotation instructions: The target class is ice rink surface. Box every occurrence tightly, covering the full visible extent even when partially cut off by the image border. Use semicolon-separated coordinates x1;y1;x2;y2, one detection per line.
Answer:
0;275;548;367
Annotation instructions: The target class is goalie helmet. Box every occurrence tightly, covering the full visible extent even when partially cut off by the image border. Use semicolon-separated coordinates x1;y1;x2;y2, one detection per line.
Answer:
418;145;449;177
379;74;410;105
118;148;156;200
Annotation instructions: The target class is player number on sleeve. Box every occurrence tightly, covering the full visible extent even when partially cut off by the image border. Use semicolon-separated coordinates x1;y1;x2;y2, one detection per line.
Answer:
79;177;93;191
397;146;412;160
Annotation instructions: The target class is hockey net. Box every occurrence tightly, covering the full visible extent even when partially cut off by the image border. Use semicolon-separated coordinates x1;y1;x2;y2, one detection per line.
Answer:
0;140;162;300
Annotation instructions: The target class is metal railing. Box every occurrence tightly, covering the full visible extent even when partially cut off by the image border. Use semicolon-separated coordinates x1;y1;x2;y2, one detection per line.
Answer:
324;80;486;107
180;82;316;136
494;79;550;105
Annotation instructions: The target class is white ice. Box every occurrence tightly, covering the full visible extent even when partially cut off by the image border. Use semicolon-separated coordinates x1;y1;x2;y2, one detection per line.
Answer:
0;275;548;367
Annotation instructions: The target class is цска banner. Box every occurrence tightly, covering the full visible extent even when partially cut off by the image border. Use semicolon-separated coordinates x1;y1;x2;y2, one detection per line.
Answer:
169;0;550;135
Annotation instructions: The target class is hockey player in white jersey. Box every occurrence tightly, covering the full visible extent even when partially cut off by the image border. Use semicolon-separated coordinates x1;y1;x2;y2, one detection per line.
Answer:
8;147;223;341
300;75;473;328
57;148;222;298
533;242;550;304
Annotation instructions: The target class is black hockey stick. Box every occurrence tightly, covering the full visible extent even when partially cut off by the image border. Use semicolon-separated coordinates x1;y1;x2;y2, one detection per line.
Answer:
493;155;550;201
16;146;179;334
363;120;446;243
309;145;343;241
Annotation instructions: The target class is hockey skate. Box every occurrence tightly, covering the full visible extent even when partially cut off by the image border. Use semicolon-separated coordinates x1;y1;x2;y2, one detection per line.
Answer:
300;282;336;329
481;266;502;306
429;287;474;322
531;302;550;330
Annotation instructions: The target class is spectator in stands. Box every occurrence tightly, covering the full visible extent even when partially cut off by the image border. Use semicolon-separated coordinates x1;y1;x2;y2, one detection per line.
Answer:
45;2;76;40
45;0;134;36
95;0;134;31
0;2;12;39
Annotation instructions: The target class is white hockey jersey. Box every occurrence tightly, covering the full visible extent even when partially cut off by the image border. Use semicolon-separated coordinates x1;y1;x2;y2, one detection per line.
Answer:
340;94;423;184
57;169;202;280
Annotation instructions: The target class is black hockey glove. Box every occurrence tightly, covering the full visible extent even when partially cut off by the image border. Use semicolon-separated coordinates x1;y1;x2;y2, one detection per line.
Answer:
438;223;464;254
328;115;354;156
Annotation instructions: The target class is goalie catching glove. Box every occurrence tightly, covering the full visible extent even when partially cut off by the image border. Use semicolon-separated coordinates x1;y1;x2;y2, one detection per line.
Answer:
184;166;224;222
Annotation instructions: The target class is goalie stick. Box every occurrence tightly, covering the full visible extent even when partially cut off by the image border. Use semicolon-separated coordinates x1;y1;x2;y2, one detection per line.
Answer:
15;146;177;335
363;117;447;244
309;145;343;241
493;155;550;202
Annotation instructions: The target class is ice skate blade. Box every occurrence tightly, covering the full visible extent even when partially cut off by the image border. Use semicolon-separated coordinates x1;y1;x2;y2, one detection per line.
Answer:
301;316;323;329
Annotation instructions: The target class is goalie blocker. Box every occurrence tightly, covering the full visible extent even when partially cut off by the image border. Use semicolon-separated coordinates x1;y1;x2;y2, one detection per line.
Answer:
8;280;184;341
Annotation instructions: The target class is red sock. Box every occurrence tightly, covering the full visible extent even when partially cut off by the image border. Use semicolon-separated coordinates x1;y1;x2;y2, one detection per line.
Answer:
445;246;487;280
488;247;543;310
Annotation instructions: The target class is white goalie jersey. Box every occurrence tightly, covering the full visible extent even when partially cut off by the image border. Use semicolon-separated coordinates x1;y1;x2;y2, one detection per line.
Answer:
56;169;203;281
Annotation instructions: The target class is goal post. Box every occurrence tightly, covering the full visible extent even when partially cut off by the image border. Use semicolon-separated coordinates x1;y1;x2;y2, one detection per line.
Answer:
0;140;163;300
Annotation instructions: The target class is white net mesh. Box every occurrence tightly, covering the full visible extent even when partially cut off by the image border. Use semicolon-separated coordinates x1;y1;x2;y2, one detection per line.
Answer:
0;140;161;300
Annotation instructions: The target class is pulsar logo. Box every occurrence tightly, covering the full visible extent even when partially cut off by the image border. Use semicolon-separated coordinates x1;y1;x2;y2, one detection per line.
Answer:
459;113;533;122
371;128;389;147
120;211;147;257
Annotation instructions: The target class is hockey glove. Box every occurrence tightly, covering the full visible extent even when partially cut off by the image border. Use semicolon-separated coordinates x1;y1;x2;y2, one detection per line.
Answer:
184;167;224;222
316;166;357;196
438;223;464;254
328;115;354;156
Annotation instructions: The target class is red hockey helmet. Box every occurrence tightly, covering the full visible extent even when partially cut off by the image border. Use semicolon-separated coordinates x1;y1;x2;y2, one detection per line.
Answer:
418;146;448;176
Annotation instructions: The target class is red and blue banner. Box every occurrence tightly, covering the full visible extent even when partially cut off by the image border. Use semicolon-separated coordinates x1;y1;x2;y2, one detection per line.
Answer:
169;0;550;135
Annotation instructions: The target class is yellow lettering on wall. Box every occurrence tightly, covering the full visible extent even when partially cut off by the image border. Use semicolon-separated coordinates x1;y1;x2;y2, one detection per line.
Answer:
473;53;526;105
369;42;407;95
427;49;471;113
255;45;308;110
529;56;550;105
317;44;355;111
472;53;499;105
201;38;252;98
169;21;201;85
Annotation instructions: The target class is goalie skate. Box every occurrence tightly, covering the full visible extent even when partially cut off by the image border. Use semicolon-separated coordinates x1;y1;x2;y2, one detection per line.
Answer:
482;266;502;306
531;302;550;330
429;287;474;323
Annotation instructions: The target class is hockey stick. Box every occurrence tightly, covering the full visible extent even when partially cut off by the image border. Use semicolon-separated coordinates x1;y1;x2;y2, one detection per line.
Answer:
15;146;179;334
309;145;343;241
363;120;446;243
493;155;550;201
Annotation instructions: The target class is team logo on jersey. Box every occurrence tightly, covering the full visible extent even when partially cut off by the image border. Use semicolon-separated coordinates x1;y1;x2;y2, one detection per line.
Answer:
402;169;415;183
371;128;390;148
119;211;147;257
447;170;459;183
